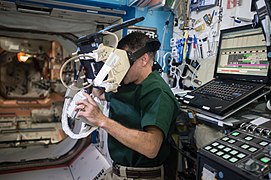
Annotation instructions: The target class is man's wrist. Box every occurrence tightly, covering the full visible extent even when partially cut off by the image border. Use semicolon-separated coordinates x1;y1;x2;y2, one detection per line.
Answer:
98;116;109;129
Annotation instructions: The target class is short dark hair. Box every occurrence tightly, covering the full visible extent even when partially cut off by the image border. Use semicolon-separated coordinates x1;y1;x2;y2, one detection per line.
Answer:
118;31;155;60
117;31;149;51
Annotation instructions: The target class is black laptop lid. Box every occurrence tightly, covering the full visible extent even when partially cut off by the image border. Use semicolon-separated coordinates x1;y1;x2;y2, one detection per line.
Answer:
214;24;270;84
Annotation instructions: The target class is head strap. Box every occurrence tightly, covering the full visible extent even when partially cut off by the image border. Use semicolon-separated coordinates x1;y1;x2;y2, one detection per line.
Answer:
127;39;161;64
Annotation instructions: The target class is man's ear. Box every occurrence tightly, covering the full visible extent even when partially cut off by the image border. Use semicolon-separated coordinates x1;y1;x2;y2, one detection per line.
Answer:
141;53;149;66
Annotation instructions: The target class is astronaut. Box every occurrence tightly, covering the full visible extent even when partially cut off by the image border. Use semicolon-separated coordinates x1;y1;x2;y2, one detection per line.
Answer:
75;31;179;180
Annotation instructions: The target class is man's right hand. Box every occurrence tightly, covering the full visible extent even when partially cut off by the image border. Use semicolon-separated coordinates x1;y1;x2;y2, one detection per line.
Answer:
75;92;107;128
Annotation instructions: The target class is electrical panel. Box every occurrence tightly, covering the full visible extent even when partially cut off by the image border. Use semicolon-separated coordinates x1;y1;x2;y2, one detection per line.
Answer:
197;120;271;180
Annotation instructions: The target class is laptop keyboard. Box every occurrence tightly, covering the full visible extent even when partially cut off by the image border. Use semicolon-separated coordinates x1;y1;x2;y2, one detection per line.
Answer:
195;81;255;101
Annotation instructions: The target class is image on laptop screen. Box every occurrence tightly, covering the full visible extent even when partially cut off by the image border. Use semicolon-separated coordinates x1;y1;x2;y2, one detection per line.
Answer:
215;26;269;81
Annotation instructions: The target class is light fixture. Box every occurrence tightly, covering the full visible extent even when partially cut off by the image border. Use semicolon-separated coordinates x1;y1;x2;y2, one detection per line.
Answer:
17;52;32;62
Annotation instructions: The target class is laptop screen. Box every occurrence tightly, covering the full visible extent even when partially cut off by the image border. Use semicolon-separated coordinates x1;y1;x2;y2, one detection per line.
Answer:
214;25;270;83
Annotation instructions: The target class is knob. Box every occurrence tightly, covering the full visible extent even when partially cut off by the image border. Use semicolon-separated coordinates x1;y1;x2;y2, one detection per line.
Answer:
255;127;263;135
248;125;256;133
240;122;248;129
245;159;259;171
262;129;270;137
252;126;257;133
246;124;252;131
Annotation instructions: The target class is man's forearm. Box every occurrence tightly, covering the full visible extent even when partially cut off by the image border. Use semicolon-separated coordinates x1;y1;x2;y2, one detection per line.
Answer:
99;116;163;159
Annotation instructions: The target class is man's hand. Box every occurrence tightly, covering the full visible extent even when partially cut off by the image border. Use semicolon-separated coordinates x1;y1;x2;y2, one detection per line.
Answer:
75;92;107;127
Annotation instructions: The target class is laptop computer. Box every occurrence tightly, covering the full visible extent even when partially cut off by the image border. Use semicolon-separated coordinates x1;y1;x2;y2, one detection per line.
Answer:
181;24;271;119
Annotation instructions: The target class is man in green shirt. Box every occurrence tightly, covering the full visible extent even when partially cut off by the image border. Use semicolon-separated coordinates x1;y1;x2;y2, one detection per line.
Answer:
75;31;179;179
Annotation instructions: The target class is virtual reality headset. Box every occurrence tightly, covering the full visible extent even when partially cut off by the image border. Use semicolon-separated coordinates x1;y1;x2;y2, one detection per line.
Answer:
62;17;162;92
77;36;161;92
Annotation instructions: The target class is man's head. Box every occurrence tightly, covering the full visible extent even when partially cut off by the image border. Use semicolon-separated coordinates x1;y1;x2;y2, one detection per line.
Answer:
118;31;158;84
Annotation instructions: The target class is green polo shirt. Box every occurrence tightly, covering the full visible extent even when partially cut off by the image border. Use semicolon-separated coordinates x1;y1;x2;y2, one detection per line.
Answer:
105;71;179;167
